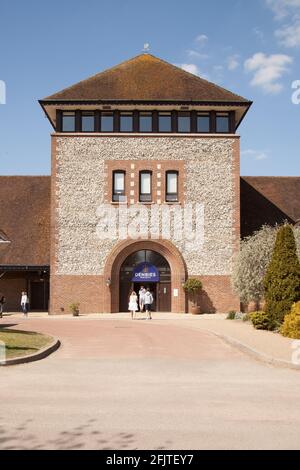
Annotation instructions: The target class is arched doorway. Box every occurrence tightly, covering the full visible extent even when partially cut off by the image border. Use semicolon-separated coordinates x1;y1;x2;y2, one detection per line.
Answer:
119;250;171;312
103;239;187;313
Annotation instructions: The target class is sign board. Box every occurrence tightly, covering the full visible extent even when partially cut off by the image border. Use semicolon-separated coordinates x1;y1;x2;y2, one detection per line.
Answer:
132;262;160;283
173;289;178;297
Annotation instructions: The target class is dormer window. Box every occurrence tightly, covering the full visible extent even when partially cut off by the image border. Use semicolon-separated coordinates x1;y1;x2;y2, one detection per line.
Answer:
62;111;75;132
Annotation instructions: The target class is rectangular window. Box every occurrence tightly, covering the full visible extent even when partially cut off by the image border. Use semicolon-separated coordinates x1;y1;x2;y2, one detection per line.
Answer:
82;112;95;132
120;112;133;132
178;112;190;133
101;112;114;132
62;111;75;132
139;171;152;202
197;114;210;133
158;112;172;132
166;171;178;202
139;112;152;132
216;113;230;133
113;171;125;202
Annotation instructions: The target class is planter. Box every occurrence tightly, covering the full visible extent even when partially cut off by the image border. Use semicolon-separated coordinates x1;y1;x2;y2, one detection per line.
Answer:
191;305;201;315
72;310;79;317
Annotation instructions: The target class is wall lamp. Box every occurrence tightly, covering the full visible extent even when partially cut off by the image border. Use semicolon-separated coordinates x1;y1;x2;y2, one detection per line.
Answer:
106;278;111;287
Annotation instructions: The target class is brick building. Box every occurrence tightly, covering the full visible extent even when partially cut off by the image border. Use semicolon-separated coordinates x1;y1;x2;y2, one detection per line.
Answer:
1;54;300;313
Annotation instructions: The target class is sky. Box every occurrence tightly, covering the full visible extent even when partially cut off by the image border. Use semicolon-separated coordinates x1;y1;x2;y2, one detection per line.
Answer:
0;0;299;176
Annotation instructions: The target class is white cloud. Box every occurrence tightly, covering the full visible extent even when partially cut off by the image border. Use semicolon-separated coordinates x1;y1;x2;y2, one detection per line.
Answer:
242;149;269;161
195;34;208;46
186;49;209;60
266;0;300;19
178;63;200;76
227;54;240;70
275;16;300;46
244;52;293;93
253;27;265;40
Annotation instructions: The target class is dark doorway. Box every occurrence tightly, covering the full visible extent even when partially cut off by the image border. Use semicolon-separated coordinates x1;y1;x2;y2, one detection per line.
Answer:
119;250;171;312
30;280;49;311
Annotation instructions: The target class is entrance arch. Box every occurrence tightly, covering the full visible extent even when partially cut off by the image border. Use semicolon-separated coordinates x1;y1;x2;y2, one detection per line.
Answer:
103;240;187;313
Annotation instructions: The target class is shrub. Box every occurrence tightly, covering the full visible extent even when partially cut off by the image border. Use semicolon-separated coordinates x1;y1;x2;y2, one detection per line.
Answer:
183;278;202;307
226;310;236;320
250;311;276;331
280;302;300;339
69;302;80;316
242;313;251;322
264;225;300;326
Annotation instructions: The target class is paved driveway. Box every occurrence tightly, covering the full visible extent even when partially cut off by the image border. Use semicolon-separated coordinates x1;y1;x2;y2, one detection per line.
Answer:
1;316;300;450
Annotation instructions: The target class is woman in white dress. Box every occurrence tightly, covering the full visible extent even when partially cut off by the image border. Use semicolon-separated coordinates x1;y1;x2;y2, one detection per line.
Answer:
128;291;138;320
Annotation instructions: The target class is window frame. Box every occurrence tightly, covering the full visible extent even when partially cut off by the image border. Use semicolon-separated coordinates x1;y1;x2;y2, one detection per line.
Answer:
139;170;153;203
62;111;76;133
120;112;134;133
165;170;179;203
216;112;230;133
81;111;95;132
112;170;126;202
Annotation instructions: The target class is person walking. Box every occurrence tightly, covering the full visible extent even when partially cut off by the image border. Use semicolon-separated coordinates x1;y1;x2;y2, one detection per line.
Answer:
138;286;146;313
144;288;154;320
0;295;5;319
21;291;29;317
128;290;138;320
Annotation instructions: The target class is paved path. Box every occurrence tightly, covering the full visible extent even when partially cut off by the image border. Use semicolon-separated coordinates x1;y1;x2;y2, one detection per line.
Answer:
1;315;300;450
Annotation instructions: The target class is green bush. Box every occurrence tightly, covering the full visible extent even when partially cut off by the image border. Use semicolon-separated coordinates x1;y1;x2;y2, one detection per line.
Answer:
280;302;300;339
183;278;202;307
264;225;300;326
250;311;276;331
226;310;236;320
242;313;251;322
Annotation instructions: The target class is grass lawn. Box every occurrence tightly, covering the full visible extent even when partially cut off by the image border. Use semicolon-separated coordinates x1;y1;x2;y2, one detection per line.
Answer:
0;328;53;359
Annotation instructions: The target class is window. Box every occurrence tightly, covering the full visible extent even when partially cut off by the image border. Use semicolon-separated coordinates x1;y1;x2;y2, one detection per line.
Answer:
166;171;178;202
197;113;210;133
113;171;125;202
178;112;190;133
139;171;152;202
101;112;114;132
82;112;94;132
62;112;75;132
139;112;152;132
120;112;133;132
158;112;172;132
216;113;230;133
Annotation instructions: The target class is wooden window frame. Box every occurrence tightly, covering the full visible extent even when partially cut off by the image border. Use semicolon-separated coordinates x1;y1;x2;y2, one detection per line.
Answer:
112;170;126;202
165;170;179;203
139;170;153;203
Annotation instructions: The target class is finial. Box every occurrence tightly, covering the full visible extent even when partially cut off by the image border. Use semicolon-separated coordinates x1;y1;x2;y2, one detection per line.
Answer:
143;43;150;53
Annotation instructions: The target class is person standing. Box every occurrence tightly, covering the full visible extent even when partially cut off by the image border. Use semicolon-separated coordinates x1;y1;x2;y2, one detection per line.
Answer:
0;295;5;319
138;286;146;313
128;290;138;320
144;288;154;320
21;291;29;317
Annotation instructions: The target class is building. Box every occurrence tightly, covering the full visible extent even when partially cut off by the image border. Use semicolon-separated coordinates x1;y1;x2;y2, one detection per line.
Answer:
1;54;300;313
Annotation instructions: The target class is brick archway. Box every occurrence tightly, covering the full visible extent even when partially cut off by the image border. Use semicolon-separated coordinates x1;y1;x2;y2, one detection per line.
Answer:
103;239;187;313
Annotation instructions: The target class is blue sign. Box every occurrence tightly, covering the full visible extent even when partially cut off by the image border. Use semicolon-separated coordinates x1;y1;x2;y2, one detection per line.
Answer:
132;262;160;283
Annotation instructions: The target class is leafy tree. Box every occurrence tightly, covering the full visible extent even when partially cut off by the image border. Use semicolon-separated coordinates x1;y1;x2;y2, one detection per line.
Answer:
264;225;300;327
232;225;300;305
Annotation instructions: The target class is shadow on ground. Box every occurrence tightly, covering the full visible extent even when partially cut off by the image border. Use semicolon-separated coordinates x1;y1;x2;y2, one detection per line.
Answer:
0;418;171;450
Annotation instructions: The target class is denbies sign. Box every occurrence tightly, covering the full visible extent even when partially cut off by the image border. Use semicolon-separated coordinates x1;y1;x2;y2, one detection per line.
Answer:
132;262;160;283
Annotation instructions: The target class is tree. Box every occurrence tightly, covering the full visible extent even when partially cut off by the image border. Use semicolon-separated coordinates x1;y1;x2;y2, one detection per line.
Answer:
264;225;300;327
232;225;300;305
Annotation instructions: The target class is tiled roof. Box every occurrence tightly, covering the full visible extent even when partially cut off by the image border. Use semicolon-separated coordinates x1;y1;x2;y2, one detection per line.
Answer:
0;176;50;266
42;54;251;103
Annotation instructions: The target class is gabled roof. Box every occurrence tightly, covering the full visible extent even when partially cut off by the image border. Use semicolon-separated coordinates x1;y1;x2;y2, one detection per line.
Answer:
0;176;50;266
241;176;300;238
41;54;251;103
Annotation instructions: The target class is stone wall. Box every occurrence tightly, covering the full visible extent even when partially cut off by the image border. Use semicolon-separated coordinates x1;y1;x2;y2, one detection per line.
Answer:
53;135;239;281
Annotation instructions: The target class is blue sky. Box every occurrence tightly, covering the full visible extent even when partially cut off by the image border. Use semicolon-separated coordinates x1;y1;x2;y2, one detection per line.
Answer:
0;0;299;176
